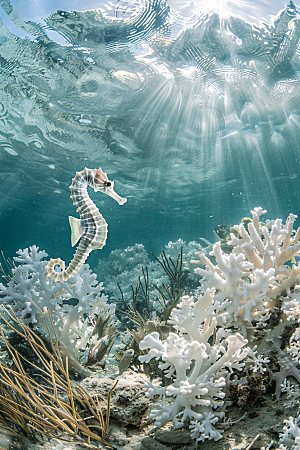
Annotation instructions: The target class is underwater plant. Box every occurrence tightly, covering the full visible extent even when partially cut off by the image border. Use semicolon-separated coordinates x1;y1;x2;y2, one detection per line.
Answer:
114;249;190;378
139;208;300;444
0;245;116;375
96;240;211;311
115;265;170;378
0;305;116;449
152;246;189;321
86;308;119;368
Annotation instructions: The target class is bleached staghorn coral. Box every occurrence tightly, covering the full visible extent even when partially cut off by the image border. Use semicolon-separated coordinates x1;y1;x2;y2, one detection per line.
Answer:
192;208;300;340
288;328;300;363
229;208;300;298
281;379;300;408
139;290;250;442
0;246;112;373
279;416;300;449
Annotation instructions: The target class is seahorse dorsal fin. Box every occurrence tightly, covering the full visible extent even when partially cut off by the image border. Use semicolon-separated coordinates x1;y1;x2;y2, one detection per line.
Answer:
69;216;82;247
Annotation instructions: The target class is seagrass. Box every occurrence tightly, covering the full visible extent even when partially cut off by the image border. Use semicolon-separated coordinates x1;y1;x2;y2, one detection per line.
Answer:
0;303;117;448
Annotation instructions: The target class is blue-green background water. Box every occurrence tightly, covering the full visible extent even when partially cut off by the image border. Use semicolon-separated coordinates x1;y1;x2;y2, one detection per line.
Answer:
1;0;300;270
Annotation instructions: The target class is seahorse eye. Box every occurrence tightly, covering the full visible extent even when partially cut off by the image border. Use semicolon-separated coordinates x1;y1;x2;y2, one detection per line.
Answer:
106;181;112;187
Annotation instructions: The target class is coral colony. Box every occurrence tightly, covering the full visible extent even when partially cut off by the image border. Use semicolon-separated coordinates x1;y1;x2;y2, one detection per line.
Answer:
4;207;300;447
0;246;113;376
139;207;300;445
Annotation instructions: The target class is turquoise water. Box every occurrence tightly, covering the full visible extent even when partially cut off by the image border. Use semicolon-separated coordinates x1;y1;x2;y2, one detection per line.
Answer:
1;0;300;269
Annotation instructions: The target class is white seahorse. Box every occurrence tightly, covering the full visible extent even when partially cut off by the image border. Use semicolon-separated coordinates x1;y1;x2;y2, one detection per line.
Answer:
46;167;127;281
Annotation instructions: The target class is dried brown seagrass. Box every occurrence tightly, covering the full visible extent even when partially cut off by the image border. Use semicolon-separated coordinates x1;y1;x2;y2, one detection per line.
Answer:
0;302;117;449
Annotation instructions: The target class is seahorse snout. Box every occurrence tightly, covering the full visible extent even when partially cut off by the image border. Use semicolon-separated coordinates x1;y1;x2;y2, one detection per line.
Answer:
101;180;127;205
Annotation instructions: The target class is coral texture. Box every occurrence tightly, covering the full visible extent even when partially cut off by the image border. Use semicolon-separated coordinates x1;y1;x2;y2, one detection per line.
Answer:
140;208;300;444
0;246;111;369
139;290;250;442
279;416;300;449
192;207;300;341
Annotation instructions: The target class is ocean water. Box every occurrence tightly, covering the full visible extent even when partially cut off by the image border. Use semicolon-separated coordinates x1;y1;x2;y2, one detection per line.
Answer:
1;0;300;269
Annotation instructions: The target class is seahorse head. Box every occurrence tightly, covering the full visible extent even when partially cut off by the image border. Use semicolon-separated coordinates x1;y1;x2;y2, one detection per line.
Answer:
93;167;127;205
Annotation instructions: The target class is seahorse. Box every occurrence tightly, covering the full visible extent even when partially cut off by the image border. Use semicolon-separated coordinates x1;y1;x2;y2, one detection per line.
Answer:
46;167;127;282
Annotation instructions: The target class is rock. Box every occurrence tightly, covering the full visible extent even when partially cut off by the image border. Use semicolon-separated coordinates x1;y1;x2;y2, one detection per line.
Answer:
80;370;151;426
106;422;130;446
141;436;170;450
155;429;193;445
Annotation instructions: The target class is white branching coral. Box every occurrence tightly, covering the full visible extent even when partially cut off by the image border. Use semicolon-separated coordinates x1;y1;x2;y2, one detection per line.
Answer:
192;208;300;340
281;379;300;408
229;208;300;298
193;240;275;331
139;290;250;442
138;208;300;444
288;328;300;363
280;416;300;449
0;246;111;368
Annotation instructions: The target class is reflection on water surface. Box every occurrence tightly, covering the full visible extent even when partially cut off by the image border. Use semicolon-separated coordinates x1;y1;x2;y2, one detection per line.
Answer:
0;0;300;262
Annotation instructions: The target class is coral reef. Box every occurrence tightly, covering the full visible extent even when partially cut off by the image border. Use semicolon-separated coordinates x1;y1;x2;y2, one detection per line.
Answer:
0;245;114;375
139;290;250;442
96;239;212;310
138;208;300;445
4;208;300;448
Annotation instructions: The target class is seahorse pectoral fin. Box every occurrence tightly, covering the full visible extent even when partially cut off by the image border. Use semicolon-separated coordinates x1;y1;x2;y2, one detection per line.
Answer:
69;216;82;247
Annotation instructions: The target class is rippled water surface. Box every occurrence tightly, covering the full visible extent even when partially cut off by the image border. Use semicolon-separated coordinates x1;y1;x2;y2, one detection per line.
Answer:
1;0;300;264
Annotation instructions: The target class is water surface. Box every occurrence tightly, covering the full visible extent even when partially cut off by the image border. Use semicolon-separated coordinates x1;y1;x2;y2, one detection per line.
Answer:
0;0;300;266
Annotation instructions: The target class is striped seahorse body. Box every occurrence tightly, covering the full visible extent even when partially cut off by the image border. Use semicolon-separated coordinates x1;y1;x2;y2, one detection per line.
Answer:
46;167;127;282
